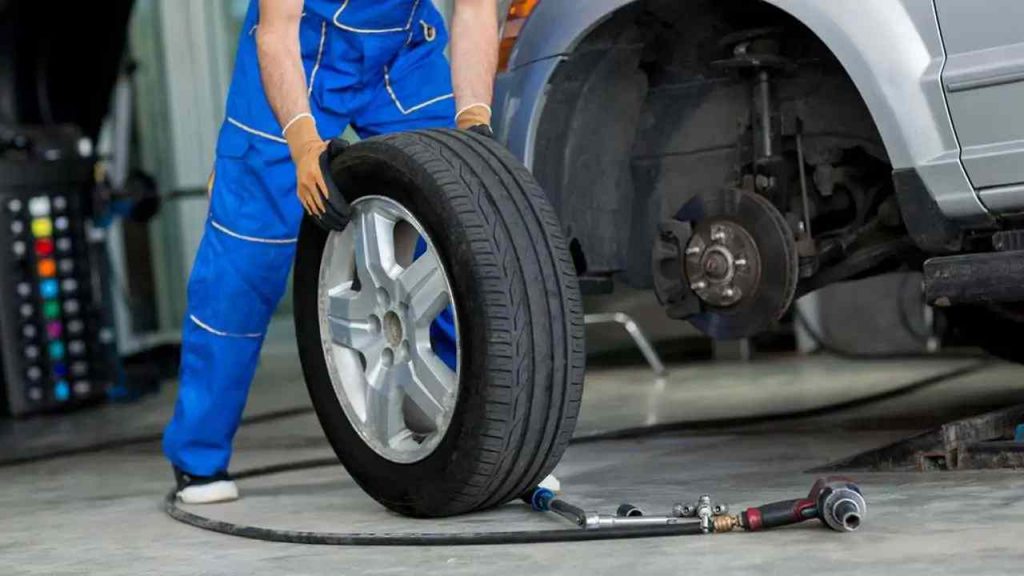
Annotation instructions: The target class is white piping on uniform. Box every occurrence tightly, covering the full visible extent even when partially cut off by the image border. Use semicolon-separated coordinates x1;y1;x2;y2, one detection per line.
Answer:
211;219;298;245
226;117;288;144
308;21;327;97
190;315;263;339
402;0;421;30
333;0;420;34
383;67;454;115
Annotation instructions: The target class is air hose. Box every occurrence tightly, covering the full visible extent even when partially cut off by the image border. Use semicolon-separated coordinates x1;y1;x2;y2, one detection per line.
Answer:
159;360;987;546
164;457;704;546
164;459;868;546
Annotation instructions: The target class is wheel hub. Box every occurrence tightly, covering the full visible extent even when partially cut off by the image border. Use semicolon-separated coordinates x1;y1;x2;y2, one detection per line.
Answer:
382;310;404;348
685;221;761;308
317;196;460;464
654;188;798;340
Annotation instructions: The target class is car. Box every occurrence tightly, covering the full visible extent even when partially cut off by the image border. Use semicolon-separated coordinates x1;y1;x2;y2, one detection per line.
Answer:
492;0;1024;363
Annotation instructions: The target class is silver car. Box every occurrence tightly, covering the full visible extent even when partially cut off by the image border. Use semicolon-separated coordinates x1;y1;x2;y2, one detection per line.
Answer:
493;0;1024;362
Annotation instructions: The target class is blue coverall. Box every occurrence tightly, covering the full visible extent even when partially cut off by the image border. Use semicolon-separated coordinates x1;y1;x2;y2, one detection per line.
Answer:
164;0;458;476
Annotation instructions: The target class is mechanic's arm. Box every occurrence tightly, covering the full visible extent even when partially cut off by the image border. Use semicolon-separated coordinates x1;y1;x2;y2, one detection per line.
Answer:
450;0;499;131
256;0;328;215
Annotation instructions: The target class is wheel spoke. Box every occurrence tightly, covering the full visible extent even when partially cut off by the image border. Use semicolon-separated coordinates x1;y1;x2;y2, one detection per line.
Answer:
397;255;449;328
354;210;398;289
403;350;456;425
326;285;378;349
364;358;405;446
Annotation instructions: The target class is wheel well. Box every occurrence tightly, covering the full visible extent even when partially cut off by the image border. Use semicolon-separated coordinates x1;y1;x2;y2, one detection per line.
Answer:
533;0;894;287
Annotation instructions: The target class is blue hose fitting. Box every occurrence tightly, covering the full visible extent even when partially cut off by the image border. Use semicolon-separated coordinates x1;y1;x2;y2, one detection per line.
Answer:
529;487;556;512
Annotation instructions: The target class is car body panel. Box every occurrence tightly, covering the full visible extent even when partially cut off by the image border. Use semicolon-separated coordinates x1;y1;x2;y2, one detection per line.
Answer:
935;0;1024;212
493;57;561;172
504;0;636;70
493;0;1014;225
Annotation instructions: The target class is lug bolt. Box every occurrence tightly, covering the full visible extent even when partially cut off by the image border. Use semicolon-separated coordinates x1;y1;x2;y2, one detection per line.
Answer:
691;280;707;291
723;287;736;299
735;257;748;268
711;231;726;243
685;245;702;256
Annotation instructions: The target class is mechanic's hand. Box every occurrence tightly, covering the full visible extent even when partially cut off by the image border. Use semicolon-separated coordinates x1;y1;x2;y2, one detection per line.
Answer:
456;103;493;138
284;114;330;216
466;124;494;138
294;139;330;215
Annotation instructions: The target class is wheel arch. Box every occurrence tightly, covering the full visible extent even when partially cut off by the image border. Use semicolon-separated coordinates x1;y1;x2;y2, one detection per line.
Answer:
505;0;638;71
765;0;957;171
502;0;989;222
513;0;952;172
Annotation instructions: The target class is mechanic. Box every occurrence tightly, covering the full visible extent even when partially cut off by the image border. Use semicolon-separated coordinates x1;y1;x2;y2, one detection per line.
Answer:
163;0;499;504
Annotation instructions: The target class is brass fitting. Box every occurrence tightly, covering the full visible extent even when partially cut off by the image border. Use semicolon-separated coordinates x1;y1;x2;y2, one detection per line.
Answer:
712;515;740;533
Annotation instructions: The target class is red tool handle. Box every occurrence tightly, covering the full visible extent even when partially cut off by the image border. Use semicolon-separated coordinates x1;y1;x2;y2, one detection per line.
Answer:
740;498;817;531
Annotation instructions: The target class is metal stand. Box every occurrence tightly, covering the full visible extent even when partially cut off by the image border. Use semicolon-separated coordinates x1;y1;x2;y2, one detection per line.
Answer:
584;312;667;376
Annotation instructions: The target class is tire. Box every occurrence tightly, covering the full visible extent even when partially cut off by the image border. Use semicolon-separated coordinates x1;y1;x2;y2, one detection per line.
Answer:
293;129;585;517
944;304;1024;364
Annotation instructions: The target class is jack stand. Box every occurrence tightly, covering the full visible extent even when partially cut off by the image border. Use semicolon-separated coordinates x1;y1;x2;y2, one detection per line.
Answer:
585;312;668;376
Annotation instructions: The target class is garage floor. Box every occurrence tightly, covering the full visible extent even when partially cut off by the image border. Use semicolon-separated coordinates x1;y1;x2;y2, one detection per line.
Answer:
2;322;1023;575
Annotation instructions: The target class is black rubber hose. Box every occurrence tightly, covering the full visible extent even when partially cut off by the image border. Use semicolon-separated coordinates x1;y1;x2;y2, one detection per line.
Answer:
164;458;705;546
549;499;588;526
160;358;990;546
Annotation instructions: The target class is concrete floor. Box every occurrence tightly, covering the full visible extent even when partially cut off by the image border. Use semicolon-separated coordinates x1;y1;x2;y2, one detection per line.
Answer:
2;322;1024;575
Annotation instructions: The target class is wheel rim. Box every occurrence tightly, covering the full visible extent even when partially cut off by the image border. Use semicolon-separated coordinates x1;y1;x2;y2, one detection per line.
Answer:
317;196;460;464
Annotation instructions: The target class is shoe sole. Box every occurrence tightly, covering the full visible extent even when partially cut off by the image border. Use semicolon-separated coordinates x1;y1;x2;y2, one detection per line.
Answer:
177;480;240;505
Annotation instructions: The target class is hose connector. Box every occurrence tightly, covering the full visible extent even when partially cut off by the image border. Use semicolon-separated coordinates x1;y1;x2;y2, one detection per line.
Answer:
713;515;740;533
528;487;556;512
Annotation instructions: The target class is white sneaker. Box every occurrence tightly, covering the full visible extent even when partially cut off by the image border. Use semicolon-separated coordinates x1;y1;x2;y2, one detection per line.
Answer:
174;468;240;504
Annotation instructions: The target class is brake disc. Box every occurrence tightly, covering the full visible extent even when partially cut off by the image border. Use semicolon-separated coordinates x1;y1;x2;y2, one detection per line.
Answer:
669;188;798;340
